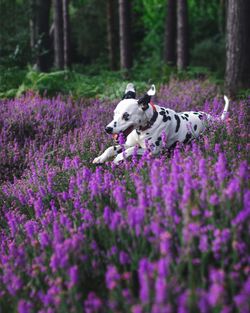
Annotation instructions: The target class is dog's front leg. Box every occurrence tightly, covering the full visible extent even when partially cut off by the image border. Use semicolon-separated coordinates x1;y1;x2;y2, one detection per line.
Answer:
113;146;145;164
93;145;122;164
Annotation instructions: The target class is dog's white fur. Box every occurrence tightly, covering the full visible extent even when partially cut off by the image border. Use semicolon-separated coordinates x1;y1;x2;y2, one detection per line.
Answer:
93;84;229;164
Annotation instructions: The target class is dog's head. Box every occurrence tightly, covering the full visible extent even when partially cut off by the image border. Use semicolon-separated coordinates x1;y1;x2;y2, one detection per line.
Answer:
105;83;156;141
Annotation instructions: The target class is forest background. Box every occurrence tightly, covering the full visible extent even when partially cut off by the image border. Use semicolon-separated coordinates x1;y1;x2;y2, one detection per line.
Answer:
0;0;249;99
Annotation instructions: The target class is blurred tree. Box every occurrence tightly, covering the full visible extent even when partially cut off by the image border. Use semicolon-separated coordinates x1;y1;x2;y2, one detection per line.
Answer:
53;0;64;69
225;0;250;95
119;0;133;71
63;0;70;69
29;0;37;52
0;0;30;67
177;0;189;70
218;0;225;35
70;0;106;66
107;0;118;70
133;0;165;62
36;0;51;71
164;0;176;66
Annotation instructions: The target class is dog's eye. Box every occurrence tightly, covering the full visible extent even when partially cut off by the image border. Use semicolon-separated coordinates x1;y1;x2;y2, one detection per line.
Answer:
122;112;130;121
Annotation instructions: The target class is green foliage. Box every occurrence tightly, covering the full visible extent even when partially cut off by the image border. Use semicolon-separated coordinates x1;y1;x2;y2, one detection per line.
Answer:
70;0;107;62
133;0;166;60
0;67;149;100
0;0;229;84
0;66;26;93
191;35;226;78
0;0;31;67
188;0;225;47
237;88;250;99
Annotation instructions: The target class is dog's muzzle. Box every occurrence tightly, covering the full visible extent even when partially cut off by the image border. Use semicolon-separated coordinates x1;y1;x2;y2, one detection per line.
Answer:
105;127;113;134
112;125;134;143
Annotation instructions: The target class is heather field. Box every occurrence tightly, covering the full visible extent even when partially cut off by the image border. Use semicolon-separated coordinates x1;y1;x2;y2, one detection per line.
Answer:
0;80;249;313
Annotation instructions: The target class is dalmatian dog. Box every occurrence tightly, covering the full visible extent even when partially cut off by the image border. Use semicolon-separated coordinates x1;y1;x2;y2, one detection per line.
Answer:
93;83;229;164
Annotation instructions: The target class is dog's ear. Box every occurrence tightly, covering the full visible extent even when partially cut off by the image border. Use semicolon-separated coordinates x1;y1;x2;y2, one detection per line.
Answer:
122;83;136;99
138;84;156;110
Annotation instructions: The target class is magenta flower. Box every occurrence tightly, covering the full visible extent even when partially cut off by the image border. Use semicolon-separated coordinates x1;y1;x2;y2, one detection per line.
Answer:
68;265;78;288
17;300;32;313
105;265;120;290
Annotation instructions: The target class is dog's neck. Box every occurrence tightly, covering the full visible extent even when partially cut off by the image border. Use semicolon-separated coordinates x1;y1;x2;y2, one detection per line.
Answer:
139;102;158;131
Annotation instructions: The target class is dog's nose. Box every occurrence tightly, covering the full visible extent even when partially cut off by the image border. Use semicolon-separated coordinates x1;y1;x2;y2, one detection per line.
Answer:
105;126;113;134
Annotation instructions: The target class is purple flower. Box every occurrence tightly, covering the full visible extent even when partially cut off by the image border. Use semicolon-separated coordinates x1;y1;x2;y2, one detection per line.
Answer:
208;268;225;307
103;206;112;225
119;251;130;265
234;277;250;312
38;231;50;248
138;259;151;304
159;232;172;256
177;291;189;313
113;184;126;208
34;197;44;218
105;265;120;290
209;194;219;205
215;152;228;185
109;212;122;231
199;234;209;253
24;220;38;239
155;276;167;304
131;305;143;313
18;300;32;313
68;265;78;288
84;292;102;313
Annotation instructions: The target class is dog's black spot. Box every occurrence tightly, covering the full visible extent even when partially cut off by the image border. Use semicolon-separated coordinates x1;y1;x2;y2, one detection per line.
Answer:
148;137;152;140
166;110;169;114
163;115;171;122
183;133;192;144
160;107;165;111
169;141;178;149
114;146;117;151
181;116;185;120
114;122;117;127
184;113;189;117
193;112;199;115
198;114;203;120
136;130;141;135
117;148;122;154
123;91;136;100
155;141;160;146
174;114;181;132
194;124;197;131
159;111;165;116
158;136;162;141
146;132;149;135
123;112;130;121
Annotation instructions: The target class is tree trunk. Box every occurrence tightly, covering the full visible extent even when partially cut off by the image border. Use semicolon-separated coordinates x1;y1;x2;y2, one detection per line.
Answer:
53;0;64;69
107;0;117;70
119;0;133;71
62;0;70;69
29;0;37;52
225;0;250;96
36;0;51;72
177;0;189;70
164;0;177;66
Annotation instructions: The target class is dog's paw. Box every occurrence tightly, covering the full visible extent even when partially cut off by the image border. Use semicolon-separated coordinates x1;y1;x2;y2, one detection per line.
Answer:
93;156;104;164
113;154;124;165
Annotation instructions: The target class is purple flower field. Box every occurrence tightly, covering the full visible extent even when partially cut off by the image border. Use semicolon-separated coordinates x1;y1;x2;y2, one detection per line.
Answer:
0;80;249;313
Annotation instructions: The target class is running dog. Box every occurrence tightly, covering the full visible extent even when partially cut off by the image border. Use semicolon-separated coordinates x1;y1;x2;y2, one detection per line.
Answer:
93;83;229;164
